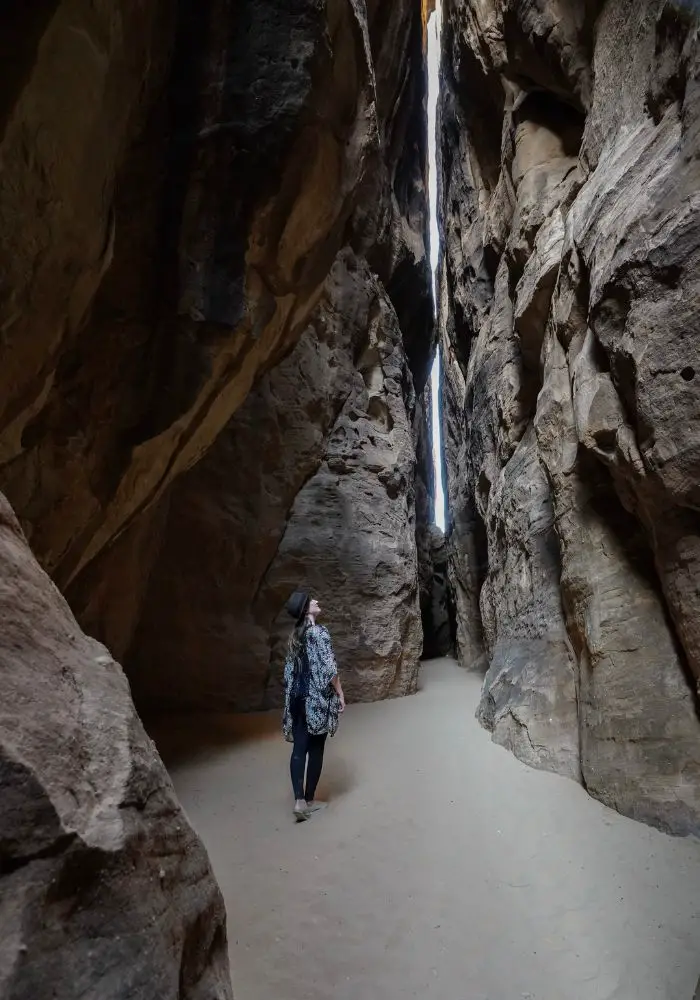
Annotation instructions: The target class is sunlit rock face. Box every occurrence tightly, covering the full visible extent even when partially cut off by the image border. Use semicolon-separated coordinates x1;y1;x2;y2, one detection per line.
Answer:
439;0;700;835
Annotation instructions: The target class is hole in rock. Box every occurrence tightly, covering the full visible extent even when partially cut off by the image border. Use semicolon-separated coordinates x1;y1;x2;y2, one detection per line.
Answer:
681;366;695;382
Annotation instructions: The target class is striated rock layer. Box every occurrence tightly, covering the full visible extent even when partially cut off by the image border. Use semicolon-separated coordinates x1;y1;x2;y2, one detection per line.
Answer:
0;493;232;1000
440;0;700;835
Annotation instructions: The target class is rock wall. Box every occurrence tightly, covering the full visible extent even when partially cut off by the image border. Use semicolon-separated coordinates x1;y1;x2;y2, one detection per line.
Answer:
0;1;433;995
69;0;434;711
127;251;425;711
440;0;700;835
0;493;232;999
0;0;380;596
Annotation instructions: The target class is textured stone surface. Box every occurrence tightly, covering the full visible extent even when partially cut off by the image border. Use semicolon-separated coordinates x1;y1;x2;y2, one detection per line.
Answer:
127;251;424;711
414;385;452;659
64;0;434;712
0;492;232;999
0;3;433;995
440;0;700;833
0;2;432;676
0;0;379;595
424;524;453;658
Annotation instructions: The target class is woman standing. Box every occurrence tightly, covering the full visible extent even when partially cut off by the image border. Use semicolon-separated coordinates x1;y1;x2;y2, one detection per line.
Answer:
283;591;345;821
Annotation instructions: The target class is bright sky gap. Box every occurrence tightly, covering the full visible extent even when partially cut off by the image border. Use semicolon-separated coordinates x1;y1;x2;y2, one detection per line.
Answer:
427;4;446;532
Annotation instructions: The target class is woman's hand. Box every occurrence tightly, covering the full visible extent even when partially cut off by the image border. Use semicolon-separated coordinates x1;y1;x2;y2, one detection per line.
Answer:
331;673;345;711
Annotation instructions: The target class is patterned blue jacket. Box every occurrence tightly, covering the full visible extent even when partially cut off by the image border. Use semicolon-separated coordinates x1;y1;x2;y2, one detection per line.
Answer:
283;624;341;742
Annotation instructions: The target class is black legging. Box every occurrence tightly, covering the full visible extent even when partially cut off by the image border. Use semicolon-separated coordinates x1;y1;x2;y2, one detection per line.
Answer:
290;696;327;801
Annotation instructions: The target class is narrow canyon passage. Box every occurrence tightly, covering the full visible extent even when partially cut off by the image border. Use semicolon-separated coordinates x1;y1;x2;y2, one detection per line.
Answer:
4;2;700;997
153;660;700;1000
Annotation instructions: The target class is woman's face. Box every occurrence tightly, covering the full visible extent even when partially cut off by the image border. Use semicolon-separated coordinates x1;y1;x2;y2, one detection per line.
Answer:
308;598;321;617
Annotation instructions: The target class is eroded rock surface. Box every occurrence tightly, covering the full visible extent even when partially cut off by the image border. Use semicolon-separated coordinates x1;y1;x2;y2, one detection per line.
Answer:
0;2;433;995
64;0;434;712
440;0;700;834
0;0;379;595
0;492;232;999
127;251;424;711
0;7;433;679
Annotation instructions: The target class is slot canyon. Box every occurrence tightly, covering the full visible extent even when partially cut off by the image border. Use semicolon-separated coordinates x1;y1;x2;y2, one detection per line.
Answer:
2;1;700;998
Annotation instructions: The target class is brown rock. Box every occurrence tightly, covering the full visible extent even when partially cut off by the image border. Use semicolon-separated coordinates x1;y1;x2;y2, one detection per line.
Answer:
0;0;378;592
124;251;423;711
61;0;433;712
0;492;232;999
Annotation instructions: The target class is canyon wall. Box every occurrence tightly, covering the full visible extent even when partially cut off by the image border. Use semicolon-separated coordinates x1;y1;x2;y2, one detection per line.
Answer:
440;0;700;835
0;0;380;595
127;249;426;712
72;0;433;711
0;1;432;995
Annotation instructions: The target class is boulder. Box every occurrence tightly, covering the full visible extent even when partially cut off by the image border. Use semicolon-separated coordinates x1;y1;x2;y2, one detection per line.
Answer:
0;492;232;999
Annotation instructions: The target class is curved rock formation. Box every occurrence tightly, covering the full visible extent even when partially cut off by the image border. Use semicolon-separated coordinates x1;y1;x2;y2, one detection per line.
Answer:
64;0;434;711
127;251;424;711
440;0;700;835
0;493;231;999
0;0;379;594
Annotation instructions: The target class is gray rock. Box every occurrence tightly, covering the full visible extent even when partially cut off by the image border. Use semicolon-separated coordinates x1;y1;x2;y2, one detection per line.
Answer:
0;493;232;999
426;524;453;658
440;0;700;834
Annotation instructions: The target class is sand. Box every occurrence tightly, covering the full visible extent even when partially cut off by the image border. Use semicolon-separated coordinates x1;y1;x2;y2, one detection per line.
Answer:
152;658;700;1000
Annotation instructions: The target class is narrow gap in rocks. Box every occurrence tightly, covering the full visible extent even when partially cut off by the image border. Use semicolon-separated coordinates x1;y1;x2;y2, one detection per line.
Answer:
427;3;446;534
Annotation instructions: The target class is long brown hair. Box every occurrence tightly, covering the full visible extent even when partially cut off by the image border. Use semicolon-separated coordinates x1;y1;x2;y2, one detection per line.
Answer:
287;616;309;662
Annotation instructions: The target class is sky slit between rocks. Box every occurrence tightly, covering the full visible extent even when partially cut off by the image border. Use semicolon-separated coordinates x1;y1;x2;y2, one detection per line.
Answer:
427;3;446;531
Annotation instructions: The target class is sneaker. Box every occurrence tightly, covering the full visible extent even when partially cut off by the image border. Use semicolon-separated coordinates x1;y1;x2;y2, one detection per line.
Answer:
305;801;327;814
293;801;309;822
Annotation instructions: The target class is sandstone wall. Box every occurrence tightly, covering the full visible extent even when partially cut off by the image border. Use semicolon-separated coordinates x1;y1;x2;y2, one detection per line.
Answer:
440;0;700;835
66;0;434;710
127;251;425;711
0;0;380;597
0;2;433;996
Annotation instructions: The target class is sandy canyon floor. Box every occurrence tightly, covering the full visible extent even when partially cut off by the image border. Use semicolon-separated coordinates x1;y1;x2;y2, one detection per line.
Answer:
152;659;700;1000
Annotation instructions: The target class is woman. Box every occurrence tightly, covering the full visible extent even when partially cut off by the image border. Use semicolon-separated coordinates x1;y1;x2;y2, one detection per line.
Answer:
283;590;345;821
